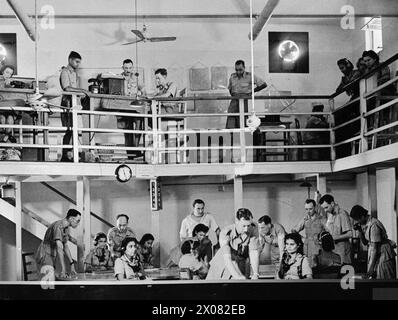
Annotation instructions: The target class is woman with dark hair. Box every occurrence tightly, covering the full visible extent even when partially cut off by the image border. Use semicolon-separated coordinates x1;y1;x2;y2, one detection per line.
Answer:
114;237;146;280
206;208;260;280
356;57;367;76
312;231;342;278
350;205;396;279
139;233;155;268
362;50;392;87
336;58;361;98
278;233;312;279
84;232;113;272
192;223;212;267
178;240;208;279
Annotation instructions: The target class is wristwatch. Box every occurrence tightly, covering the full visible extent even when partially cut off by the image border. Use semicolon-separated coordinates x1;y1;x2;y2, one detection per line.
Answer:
70;259;76;265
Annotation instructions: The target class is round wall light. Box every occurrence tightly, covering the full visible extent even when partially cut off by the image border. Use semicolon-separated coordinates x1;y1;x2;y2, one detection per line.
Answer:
278;40;300;62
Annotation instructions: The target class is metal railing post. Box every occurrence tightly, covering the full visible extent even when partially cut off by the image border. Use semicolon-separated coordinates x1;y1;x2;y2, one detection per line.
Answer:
359;78;369;153
152;101;159;164
239;98;246;163
328;98;336;161
72;107;79;163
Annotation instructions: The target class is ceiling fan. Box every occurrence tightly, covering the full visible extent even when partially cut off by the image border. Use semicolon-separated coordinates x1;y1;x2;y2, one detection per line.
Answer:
123;25;177;45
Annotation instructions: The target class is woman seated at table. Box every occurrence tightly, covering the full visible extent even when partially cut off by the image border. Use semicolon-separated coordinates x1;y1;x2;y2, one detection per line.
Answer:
114;237;146;280
84;232;114;272
139;233;155;269
312;231;342;278
178;240;208;279
192;223;212;268
278;233;313;280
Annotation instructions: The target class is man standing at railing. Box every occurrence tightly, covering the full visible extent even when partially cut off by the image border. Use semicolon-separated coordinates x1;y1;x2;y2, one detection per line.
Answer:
225;60;267;129
35;209;81;280
59;51;90;162
117;59;147;160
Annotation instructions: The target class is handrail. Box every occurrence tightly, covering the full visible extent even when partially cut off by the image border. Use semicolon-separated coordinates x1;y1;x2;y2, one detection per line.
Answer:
40;182;114;228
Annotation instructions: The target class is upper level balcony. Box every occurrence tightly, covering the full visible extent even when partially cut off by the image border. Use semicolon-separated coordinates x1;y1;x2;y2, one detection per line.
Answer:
1;53;397;181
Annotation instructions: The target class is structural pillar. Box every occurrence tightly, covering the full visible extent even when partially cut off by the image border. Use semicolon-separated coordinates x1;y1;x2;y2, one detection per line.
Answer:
15;181;22;281
83;177;91;261
376;168;397;246
76;177;84;272
316;174;327;196
234;175;243;213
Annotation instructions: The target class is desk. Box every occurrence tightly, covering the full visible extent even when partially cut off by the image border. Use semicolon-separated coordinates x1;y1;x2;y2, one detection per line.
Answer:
258;264;277;279
76;267;180;281
257;121;292;161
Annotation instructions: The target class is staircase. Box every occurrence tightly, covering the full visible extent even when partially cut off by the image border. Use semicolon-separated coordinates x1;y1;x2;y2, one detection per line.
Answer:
0;197;77;246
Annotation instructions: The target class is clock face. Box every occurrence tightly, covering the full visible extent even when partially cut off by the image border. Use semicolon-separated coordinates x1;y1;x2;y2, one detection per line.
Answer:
115;165;132;183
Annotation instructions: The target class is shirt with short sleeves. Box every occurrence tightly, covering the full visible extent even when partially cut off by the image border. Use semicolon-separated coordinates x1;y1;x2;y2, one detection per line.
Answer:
178;254;204;271
220;224;260;253
179;212;219;240
228;72;266;96
121;72;145;97
325;204;352;237
282;253;312;279
365;217;387;243
60;65;78;90
114;254;142;279
107;227;136;254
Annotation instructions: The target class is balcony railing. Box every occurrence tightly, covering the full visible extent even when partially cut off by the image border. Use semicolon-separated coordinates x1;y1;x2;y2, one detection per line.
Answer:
0;53;397;165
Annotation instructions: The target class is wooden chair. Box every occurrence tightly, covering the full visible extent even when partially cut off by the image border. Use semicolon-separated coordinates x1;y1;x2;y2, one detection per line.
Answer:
22;252;39;281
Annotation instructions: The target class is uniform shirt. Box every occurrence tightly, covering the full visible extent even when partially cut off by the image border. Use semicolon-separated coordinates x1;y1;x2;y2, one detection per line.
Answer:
179;212;219;241
35;219;69;267
60;65;78;90
325;204;352;264
220;224;260;253
279;253;312;280
155;81;177;98
84;247;113;271
228;71;266;96
107;226;136;256
121;72;145;97
258;223;286;264
114;254;144;279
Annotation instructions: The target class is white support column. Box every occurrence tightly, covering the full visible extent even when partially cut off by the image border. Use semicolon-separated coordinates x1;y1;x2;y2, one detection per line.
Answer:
376;168;397;246
72;109;79;163
316;174;327;195
234;175;243;213
76;177;84;272
151;208;161;267
83;177;91;259
368;168;378;217
15;181;22;281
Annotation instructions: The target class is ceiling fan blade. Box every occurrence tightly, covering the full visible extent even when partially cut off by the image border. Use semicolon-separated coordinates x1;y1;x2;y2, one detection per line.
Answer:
131;29;145;40
122;39;143;45
148;36;177;42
